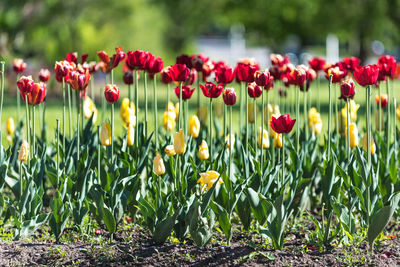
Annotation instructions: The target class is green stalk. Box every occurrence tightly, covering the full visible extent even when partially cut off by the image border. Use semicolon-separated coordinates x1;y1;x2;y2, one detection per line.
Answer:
335;83;339;136
346;99;350;160
62;79;65;166
240;82;244;135
90;76;94;101
19;160;22;206
32;106;35;155
56;119;60;188
144;72;148;136
317;75;320;111
68;84;72;138
394;98;397;147
246;85;249;154
179;82;183;130
281;134;285;189
0;61;4;144
253;98;257;153
296;86;300;151
128;84;132;103
209;98;213;166
17;79;20;122
229;106;232;180
167;83;170;112
185;100;188;136
378;84;382;132
135;70;139;151
261;90;266;169
366;85;371;220
304;91;308;140
111;102;114;160
386;79;390;159
102;75;107;123
25;94;30;165
76;91;80;164
197;74;201;113
153;75;158;150
328;75;333;160
97;126;101;185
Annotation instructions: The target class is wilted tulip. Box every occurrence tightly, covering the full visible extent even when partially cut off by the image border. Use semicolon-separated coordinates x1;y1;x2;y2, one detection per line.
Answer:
104;84;119;103
362;133;376;155
223;87;237;105
127;124;134;146
164;145;176;156
153;152;165;175
258;127;270;149
197;170;222;191
174;129;186;154
270;114;296;134
38;69;50;82
198;140;209;160
7;117;15;135
100;122;112;146
21;82;46;105
17;76;34;94
189;115;200;138
18;141;29;162
13;59;26;73
353;65;379;86
174;85;195;100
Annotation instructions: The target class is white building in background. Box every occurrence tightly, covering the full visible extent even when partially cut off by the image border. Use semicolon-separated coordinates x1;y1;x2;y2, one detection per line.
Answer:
196;25;270;68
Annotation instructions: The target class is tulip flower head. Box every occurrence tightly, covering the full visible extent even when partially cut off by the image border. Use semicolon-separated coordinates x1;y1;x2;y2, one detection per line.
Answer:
198;140;209;160
215;66;235;84
254;70;271;87
163;111;176;131
325;66;345;83
7;117;15;135
202;60;214;81
200;82;223;98
83;96;98;123
248;82;262;98
104;84;119;103
235;63;257;83
123;71;134;85
362;133;376;155
191;54;209;72
153;152;166;175
347;122;359;148
270;114;296;134
38;69;50;82
18;141;29;162
147;56;164;75
174;129;186;154
223;87;237;105
17;76;34;94
288;66;307;86
161;66;173;84
189;115;200;138
21;82;46;105
341;57;360;72
54;60;74;82
120;98;136;128
258;127;270;149
197;170;222;191
68;70;91;91
396;104;400;121
13;58;26;73
170;64;190;82
308;108;323;135
308;57;326;72
164;145;176;156
353;65;380;86
375;94;388;108
100;122;112;146
270;54;290;67
97;47;125;72
273;132;283;148
377;55;396;78
340;79;356;101
127;124;134;146
174;85;195;100
176;54;192;68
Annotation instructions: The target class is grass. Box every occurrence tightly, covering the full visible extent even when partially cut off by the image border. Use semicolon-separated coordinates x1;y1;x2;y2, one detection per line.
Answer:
1;77;399;146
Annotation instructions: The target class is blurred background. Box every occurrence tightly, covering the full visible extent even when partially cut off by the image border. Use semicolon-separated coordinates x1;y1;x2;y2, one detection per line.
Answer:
2;0;400;67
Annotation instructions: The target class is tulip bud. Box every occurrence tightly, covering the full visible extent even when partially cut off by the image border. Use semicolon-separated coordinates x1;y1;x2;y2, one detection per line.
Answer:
174;129;186;154
123;71;134;85
188;115;200;138
198;140;209;160
248;102;255;123
100;122;112;146
163;111;176;131
127;124;134;146
258;127;270;149
17;76;34;94
375;94;388;108
18;141;29;162
362;133;376;155
225;134;235;151
7;117;15;135
273;132;282;148
223;87;237;106
340;79;355;101
164;145;176;156
38;69;50;82
197;170;222;191
396;105;400;121
104;84;119;103
83;96;95;119
153;152;166;175
13;58;26;73
248;82;262;98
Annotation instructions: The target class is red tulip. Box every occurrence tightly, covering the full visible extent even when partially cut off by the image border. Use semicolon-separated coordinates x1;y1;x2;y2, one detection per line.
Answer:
20;82;46;105
308;57;326;72
111;46;126;69
339;79;355;101
214;61;228;71
341;57;360;72
353;65;379;87
104;84;119;103
270;114;296;134
288;66;307;86
54;60;74;82
161;66;173;84
215;66;235;84
68;70;91;91
254;70;270;87
375;94;388;108
170;64;190;82
223;87;237;105
174;85;195;100
185;68;197;85
300;68;317;92
123;71;133;85
377;55;396;78
235;63;257;83
38;69;50;82
176;54;192;68
202;61;214;81
147;56;164;74
200;82;223;98
66;52;87;65
17;76;34;94
191;54;209;72
126;50;148;70
265;75;274;91
325;66;345;83
89;61;99;74
270;54;290;67
248;82;262;98
97;51;110;65
13;59;26;73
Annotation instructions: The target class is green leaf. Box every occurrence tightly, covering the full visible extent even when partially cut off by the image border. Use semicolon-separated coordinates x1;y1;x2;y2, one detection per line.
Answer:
153;214;177;244
102;207;116;234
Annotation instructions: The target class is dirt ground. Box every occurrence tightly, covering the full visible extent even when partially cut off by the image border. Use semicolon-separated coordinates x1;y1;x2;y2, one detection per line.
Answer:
0;226;399;266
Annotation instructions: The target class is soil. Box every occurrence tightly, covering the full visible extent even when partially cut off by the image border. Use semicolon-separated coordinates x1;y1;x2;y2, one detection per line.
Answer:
0;226;399;266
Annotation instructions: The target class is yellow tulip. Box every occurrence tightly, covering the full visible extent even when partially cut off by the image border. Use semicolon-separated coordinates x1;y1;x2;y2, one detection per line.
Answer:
197;170;223;191
266;103;280;117
197;105;208;125
174;129;186;154
198;140;209;160
396;104;400;121
83;96;96;121
164;145;176;156
127;124;134;146
248;102;255;123
258;127;269;149
273;132;282;148
189;115;200;138
346;122;359;148
362;133;376;155
18;141;29;162
120;98;136;128
153;152;165;175
308;108;323;135
6;117;15;135
225;133;235;151
167;102;177;120
339;100;360;135
163;111;176;131
100;122;112;146
175;102;180;119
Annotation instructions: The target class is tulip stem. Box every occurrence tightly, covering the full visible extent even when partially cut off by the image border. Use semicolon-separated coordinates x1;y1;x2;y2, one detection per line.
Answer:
167;83;170;112
111;102;114;161
229;106;232;180
367;85;371;169
317;75;320;111
62;79;66;168
102;76;106;123
394;98;397;147
90;76;94;101
378;84;382;132
179;82;183;130
209;98;213;167
223;103;226;138
335;83;339;136
304;91;308;140
0;61;4;145
68;84;72;138
281;134;285;189
32;106;35;155
296;86;300;151
144;72;148;137
56;119;60;189
185;101;188;136
346;99;350;161
240;82;244;135
386;79;390;160
97;126;101;185
261;90;265;170
254;98;257;153
76;91;80;164
246;84;249;155
25;93;30;166
197;74;201;113
128;84;132;104
17;77;20;123
153;75;158;150
135;70;139;153
328;75;333;160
